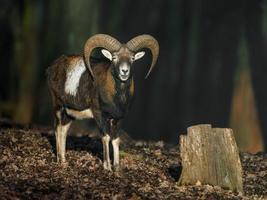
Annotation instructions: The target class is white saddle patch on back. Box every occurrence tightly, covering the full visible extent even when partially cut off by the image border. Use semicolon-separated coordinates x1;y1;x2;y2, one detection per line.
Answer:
65;59;86;96
65;108;94;119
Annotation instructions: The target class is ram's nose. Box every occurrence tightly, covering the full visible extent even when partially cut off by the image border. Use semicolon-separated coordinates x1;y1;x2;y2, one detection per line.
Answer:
119;62;130;76
122;69;129;75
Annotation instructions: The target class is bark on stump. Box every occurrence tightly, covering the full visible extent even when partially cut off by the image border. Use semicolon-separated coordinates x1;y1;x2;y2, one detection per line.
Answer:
178;124;243;193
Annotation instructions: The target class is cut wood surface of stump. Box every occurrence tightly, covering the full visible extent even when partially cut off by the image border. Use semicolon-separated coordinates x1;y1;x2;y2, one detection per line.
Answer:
178;124;243;193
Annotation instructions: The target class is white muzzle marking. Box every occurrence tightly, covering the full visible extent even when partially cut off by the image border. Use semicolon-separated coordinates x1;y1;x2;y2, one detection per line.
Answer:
119;62;130;81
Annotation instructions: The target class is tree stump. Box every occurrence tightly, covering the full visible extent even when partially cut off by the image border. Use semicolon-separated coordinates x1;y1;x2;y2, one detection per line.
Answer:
178;124;243;193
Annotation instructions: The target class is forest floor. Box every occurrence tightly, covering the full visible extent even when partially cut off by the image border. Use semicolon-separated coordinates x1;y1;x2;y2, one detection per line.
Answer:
0;119;266;200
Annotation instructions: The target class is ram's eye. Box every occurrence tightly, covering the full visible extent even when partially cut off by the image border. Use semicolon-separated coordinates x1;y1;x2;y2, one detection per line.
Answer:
131;56;135;62
112;56;118;61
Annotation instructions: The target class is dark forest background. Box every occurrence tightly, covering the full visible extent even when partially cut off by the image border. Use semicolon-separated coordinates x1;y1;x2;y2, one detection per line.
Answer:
0;0;267;153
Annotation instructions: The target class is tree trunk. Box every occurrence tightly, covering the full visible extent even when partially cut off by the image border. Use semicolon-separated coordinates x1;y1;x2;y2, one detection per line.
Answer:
178;124;243;193
13;0;42;124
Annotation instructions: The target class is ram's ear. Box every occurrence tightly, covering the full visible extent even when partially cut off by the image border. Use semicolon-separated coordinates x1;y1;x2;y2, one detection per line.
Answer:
134;51;145;60
101;49;112;61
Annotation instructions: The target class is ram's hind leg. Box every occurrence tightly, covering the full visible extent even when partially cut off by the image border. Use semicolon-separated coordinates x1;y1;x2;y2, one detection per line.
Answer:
55;109;72;163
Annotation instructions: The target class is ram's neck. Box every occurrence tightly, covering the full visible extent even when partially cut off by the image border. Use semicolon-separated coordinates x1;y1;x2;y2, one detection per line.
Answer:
98;68;134;119
115;77;133;92
113;77;133;109
103;67;134;96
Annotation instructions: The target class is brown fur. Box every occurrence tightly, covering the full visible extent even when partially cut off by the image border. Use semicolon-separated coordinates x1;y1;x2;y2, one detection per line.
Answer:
130;79;134;96
46;36;154;169
47;52;135;136
103;68;116;103
47;53;133;115
47;55;94;111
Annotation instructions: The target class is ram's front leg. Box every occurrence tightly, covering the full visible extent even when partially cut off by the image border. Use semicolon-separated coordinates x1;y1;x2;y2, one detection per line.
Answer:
94;110;112;170
110;119;121;171
102;133;112;171
112;137;120;171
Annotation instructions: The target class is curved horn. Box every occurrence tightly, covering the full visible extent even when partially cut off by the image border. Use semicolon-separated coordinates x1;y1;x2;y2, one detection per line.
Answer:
84;34;121;78
127;34;159;78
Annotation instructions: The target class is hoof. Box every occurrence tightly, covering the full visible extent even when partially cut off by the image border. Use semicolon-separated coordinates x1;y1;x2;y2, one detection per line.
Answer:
113;164;120;172
61;161;68;168
103;161;112;171
57;157;68;167
56;161;68;168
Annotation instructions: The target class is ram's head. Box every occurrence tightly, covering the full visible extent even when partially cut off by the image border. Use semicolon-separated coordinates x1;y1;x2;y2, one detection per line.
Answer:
84;34;159;82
